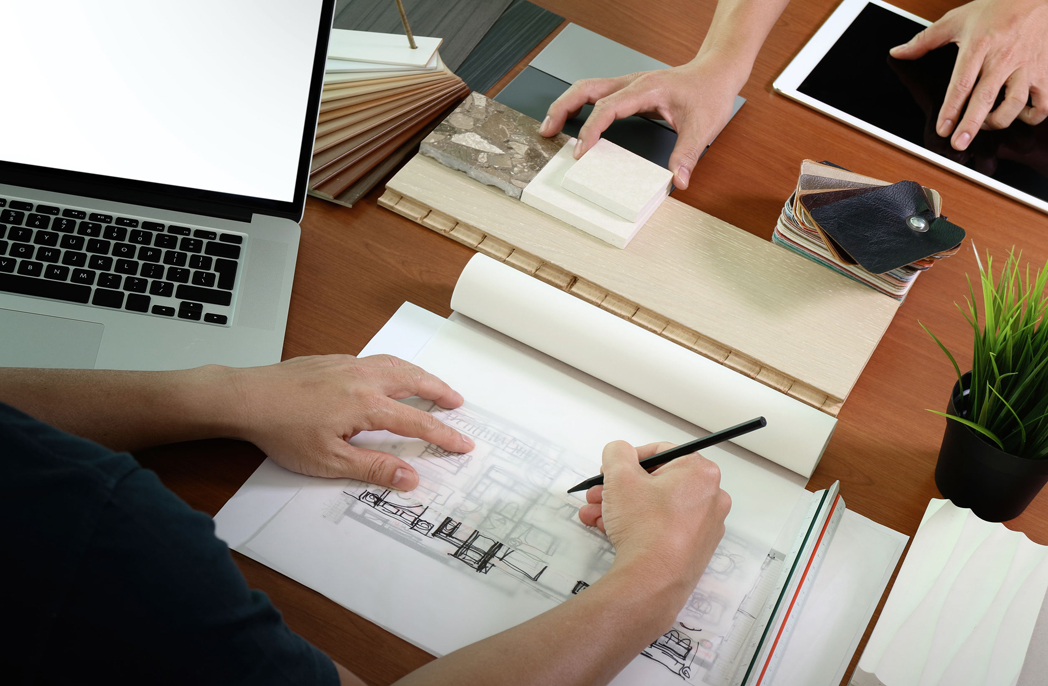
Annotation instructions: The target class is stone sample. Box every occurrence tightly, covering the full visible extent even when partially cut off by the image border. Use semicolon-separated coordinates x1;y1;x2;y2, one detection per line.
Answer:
521;139;662;249
420;92;568;199
562;138;673;222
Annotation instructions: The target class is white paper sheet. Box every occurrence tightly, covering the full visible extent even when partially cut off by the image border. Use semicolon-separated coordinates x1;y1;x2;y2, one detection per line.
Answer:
326;29;441;67
451;254;837;477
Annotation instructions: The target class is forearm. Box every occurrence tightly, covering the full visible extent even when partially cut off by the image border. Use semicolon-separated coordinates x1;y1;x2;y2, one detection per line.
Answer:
695;0;791;80
0;365;241;451
391;564;686;686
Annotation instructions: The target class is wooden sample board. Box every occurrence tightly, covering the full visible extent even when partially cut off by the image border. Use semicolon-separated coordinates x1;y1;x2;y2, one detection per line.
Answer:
381;154;902;415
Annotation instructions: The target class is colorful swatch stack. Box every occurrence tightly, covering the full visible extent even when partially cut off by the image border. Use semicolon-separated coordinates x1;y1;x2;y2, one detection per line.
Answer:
308;30;469;208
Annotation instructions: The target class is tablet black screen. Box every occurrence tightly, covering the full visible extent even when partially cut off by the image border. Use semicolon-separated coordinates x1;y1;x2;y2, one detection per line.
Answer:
796;2;1048;205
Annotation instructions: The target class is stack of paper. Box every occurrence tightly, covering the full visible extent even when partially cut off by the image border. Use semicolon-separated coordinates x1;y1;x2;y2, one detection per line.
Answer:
308;29;470;207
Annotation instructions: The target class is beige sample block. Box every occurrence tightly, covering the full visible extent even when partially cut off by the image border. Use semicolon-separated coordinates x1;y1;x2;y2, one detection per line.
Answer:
521;139;660;249
562;139;673;222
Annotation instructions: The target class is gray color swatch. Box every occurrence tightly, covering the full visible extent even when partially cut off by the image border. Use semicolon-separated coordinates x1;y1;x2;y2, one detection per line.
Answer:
456;0;563;95
530;22;671;84
334;0;513;71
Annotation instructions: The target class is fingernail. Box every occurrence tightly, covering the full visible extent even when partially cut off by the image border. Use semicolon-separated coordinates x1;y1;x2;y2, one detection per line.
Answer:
460;435;475;451
889;45;902;56
955;131;971;150
573;141;584;159
937;119;952;137
540;115;550;135
677;166;690;187
392;468;417;491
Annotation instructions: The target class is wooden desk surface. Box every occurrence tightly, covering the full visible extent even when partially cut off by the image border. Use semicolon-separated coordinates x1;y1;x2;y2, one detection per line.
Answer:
136;0;1048;683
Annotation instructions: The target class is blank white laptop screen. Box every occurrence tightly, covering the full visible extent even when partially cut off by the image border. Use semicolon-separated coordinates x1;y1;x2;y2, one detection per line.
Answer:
0;0;324;203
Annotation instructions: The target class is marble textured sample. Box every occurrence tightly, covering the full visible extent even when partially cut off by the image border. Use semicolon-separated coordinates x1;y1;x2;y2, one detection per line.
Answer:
562;138;673;221
420;92;568;198
521;139;660;248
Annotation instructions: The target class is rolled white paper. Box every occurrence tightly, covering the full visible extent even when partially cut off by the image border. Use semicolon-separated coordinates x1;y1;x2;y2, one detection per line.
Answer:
451;254;836;477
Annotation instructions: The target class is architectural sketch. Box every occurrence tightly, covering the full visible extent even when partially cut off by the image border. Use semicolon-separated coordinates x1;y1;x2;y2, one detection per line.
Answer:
307;400;784;684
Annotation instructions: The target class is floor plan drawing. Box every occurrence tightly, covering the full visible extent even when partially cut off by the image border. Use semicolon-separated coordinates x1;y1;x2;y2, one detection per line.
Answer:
249;399;788;684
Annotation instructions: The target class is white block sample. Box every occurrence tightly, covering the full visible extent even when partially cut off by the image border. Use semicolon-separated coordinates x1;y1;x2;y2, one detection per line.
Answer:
326;29;441;67
521;139;659;249
562;138;673;222
324;52;439;75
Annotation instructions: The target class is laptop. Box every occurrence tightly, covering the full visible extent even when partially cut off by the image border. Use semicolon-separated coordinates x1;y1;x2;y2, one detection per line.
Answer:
0;0;335;370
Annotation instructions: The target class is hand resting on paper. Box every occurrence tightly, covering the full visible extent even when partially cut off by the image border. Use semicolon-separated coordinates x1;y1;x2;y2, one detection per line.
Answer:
890;0;1048;151
578;441;731;600
0;354;474;491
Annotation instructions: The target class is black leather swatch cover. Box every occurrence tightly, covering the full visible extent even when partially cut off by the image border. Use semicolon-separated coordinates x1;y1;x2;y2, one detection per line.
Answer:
802;181;965;273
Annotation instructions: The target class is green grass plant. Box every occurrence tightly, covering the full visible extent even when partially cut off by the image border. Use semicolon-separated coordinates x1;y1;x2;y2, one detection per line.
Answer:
922;248;1048;459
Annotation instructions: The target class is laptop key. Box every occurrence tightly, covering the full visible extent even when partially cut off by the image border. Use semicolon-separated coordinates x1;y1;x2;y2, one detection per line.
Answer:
0;257;13;273
0;271;91;303
17;260;43;277
218;233;243;244
162;250;187;267
175;284;232;307
112;242;136;259
9;201;33;211
89;213;113;224
52;217;77;233
138;247;161;263
0;240;6;256
103;225;127;241
1;210;25;225
87;238;111;254
60;235;85;250
62;208;87;219
189;254;212;270
10;227;32;242
88;255;112;271
62;251;87;267
98;273;121;289
71;268;96;286
143;221;165;232
35;247;60;263
166;267;189;283
125;293;150;312
115;217;139;228
204;241;240;259
214;258;238;290
154;234;177;249
149;280;174;297
191;270;216;288
177;301;203;321
33;230;58;246
151;305;175;317
115;259;138;275
129;229;151;245
140;263;164;279
179;237;203;253
26;214;50;229
0;225;5;239
167;225;191;236
193;229;217;240
204;313;228;325
35;204;59;215
44;265;69;281
77;221;102;237
0;199;6;207
91;288;123;308
123;277;147;293
11;243;33;259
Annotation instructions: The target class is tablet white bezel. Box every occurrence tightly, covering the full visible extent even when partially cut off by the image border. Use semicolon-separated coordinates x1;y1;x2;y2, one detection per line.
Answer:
773;0;1048;215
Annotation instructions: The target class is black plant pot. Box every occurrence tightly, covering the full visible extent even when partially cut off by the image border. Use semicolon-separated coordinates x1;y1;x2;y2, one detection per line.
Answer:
935;372;1048;522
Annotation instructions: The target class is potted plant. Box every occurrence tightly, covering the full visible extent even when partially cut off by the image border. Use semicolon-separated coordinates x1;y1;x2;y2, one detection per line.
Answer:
922;248;1048;522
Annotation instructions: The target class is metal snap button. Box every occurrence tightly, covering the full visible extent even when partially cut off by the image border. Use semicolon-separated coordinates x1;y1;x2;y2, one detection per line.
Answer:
907;215;929;232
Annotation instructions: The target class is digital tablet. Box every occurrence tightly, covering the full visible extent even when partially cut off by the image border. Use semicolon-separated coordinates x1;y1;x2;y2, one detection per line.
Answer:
775;0;1048;214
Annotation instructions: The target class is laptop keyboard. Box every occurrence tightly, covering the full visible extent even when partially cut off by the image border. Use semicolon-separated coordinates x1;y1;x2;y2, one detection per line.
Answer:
0;197;242;326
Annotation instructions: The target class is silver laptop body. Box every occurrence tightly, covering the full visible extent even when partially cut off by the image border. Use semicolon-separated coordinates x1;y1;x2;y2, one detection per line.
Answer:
0;0;335;370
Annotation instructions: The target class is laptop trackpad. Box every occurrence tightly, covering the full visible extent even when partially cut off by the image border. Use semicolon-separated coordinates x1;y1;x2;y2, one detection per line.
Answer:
0;309;103;369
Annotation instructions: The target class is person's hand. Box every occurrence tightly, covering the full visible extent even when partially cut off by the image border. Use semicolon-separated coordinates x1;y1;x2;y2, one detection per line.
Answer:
225;355;474;489
539;52;749;189
890;0;1048;151
578;441;731;601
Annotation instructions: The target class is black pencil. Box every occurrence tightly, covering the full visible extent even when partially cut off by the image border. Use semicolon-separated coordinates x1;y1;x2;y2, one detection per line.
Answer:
566;417;767;493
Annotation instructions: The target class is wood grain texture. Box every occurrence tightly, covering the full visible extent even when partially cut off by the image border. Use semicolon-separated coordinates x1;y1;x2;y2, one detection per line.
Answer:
137;1;1048;685
387;154;899;405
